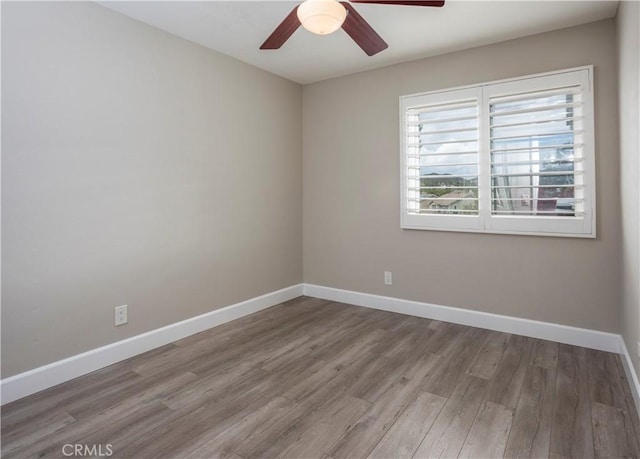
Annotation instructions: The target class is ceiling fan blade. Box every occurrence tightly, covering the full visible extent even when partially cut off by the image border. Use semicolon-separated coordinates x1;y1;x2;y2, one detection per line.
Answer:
349;0;445;6
340;2;388;56
260;6;301;50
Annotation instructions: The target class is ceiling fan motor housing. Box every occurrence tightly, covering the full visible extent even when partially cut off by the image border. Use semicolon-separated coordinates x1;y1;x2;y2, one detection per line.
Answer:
297;0;348;35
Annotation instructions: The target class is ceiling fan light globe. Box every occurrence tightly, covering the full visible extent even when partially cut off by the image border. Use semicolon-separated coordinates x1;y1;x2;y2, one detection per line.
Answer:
297;0;347;35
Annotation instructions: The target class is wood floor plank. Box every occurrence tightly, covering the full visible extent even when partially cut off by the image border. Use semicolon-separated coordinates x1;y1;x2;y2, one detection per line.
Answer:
592;401;640;458
387;319;446;364
466;330;510;380
413;375;488;458
170;366;271;415
265;352;327;389
310;319;390;363
375;318;434;359
171;297;336;350
234;351;380;458
181;396;298;459
232;397;340;458
428;320;448;331
159;364;255;411
1;366;141;430
586;349;627;409
0;409;76;457
283;329;388;402
330;353;441;459
504;364;556;458
5;401;173;458
119;369;281;458
550;344;594;459
184;306;349;377
531;339;559;370
259;333;321;373
422;322;468;357
15;372;203;457
615;355;640;454
485;334;536;409
160;301;348;379
279;395;371;459
65;370;199;420
422;327;489;398
69;402;177;459
347;353;406;403
367;391;446;459
140;302;334;374
458;400;514;458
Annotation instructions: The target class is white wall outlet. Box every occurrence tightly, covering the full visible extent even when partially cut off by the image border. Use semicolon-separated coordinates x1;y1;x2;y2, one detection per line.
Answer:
384;271;393;285
115;305;128;326
637;341;640;358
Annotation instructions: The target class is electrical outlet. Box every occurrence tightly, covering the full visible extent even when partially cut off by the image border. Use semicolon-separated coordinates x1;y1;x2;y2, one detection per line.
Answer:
637;341;640;358
115;305;128;326
384;271;392;285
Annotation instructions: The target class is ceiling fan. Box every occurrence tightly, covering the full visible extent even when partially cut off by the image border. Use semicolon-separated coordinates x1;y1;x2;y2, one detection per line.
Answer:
260;0;445;56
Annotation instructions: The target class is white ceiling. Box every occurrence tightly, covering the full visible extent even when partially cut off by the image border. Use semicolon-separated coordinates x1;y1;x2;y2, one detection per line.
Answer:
98;0;619;84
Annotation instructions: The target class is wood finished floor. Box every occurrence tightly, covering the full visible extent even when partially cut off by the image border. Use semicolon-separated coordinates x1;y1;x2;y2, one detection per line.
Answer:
2;296;639;458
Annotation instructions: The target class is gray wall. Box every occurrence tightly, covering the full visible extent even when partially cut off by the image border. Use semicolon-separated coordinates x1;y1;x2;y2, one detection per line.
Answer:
303;20;620;332
1;2;302;377
617;0;640;378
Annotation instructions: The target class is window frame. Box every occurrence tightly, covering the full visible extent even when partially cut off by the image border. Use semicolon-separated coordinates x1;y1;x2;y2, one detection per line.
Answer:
399;66;596;238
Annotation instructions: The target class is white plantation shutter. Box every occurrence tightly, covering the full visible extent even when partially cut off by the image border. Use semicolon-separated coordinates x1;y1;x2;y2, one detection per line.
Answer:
483;69;594;236
401;67;595;237
406;99;479;214
402;87;483;231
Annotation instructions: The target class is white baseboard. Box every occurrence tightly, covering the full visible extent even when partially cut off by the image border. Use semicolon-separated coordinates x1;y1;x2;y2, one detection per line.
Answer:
618;337;640;418
0;284;303;405
303;284;622;353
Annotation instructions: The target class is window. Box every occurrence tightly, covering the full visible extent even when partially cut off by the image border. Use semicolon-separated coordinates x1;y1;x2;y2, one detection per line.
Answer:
400;67;595;237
